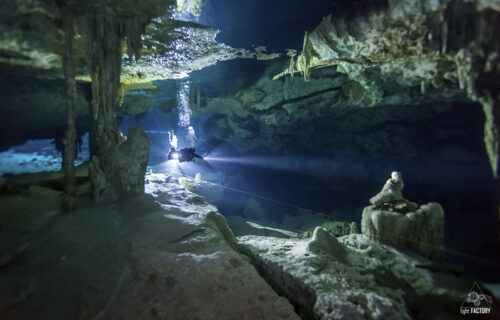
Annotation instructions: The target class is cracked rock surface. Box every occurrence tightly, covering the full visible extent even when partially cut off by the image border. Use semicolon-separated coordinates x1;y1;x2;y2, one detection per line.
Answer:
238;233;477;320
0;173;299;320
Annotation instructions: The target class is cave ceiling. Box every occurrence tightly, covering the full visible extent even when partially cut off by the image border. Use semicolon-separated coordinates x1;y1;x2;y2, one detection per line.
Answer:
0;0;499;177
0;0;282;85
0;0;288;150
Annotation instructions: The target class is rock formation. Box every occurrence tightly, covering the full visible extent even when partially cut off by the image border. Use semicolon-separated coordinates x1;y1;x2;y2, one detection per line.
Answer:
0;0;286;202
361;172;444;260
369;171;418;211
307;227;346;259
61;11;77;210
349;221;359;234
77;3;159;201
1;0;180;202
0;1;498;319
238;232;472;320
195;59;482;181
370;171;404;205
0;172;301;319
274;0;500;177
0;0;261;84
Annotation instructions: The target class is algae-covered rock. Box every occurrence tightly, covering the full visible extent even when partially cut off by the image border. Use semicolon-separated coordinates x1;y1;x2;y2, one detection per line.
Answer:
282;210;354;238
301;220;352;238
349;221;359;234
226;215;299;238
283;210;351;238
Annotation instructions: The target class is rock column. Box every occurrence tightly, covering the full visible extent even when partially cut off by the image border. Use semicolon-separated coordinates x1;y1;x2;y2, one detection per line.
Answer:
82;14;150;200
62;12;77;210
361;171;444;261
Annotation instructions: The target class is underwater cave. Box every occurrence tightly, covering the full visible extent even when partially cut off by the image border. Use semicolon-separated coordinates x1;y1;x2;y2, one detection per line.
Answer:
1;0;500;319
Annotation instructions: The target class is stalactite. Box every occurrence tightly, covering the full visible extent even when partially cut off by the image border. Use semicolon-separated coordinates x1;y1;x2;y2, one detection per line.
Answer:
479;93;499;178
62;12;77;210
125;18;144;61
301;31;311;82
80;11;151;201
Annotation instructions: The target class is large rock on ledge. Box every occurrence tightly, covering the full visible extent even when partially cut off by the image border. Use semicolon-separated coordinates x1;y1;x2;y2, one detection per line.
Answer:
307;227;346;259
361;172;444;260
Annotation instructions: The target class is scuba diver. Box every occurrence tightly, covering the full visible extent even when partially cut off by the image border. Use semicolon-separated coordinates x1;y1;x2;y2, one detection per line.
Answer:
168;147;203;162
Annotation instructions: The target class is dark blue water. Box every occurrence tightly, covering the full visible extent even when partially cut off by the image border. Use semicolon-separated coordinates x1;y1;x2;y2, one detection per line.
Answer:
115;83;500;282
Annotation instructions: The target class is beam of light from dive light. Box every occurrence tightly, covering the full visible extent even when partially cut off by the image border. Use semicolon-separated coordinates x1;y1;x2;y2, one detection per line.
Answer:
203;156;279;165
144;130;172;134
203;155;345;176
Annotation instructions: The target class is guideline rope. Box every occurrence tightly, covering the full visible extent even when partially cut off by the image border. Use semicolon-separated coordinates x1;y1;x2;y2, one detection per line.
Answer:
168;171;307;210
163;170;500;269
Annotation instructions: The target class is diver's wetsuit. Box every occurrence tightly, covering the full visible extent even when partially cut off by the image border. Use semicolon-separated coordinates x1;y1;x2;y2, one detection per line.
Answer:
168;147;203;162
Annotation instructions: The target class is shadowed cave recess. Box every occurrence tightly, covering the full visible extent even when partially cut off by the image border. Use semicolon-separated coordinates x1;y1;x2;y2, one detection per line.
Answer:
1;0;500;319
